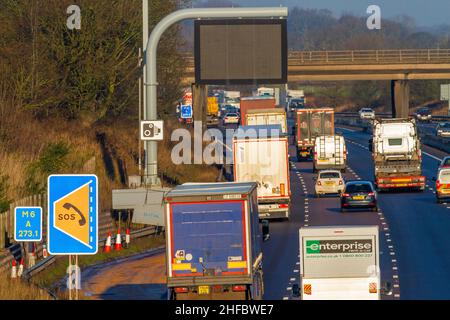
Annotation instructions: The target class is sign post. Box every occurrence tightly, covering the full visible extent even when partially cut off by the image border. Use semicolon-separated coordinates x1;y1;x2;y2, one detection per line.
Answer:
48;174;98;300
441;84;450;116
143;7;289;186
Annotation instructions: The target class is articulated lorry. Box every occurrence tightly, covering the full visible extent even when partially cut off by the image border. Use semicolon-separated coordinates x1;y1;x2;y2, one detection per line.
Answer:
370;118;425;191
295;108;335;160
297;226;382;300
164;182;265;300
245;109;288;134
233;125;291;219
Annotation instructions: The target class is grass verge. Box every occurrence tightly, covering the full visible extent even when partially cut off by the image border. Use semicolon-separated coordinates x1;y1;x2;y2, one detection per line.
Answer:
32;234;165;299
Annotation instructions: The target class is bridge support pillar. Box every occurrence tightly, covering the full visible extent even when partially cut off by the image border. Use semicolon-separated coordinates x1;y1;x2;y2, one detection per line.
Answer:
390;80;410;118
192;83;208;130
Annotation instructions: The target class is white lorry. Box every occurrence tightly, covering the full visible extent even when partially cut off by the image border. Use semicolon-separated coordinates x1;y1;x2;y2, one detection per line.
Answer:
313;135;347;173
233;125;291;219
369;118;425;191
223;91;241;109
296;226;382;300
245;109;288;134
287;89;305;112
256;87;275;97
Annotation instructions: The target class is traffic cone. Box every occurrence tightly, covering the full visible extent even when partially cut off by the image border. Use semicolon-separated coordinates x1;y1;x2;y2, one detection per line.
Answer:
28;244;36;268
11;260;17;279
42;245;48;259
125;229;130;248
114;229;122;251
18;258;24;277
103;232;112;253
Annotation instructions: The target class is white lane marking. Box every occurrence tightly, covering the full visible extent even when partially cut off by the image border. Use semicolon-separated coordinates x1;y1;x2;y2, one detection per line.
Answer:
393;275;399;279
286;287;292;291
392;259;397;263
423;151;442;162
293;269;299;273
290;277;296;281
394;294;400;298
283;297;289;300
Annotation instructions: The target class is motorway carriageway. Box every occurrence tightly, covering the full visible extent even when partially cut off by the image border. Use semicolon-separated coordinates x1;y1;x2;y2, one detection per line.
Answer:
264;122;450;300
80;120;450;300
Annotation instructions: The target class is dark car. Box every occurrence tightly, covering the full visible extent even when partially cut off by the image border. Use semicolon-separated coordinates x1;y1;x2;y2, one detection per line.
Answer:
436;122;450;138
414;107;432;122
340;181;378;212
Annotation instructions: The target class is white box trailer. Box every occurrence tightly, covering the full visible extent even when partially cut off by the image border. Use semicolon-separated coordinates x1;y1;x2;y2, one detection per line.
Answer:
299;226;380;300
233;125;291;219
313;135;347;172
245;109;288;134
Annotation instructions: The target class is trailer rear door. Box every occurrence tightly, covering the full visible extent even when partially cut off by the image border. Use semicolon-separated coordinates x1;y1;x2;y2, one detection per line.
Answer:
168;201;249;278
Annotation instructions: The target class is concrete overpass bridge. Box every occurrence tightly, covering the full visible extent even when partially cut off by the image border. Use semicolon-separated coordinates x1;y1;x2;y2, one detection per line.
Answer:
182;49;450;117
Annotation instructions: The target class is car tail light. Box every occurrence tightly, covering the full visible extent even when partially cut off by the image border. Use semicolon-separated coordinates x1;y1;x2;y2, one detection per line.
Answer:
437;180;442;189
368;192;375;196
342;193;350;197
232;285;247;292
339;180;343;185
369;283;377;294
317;181;322;186
280;183;285;196
175;287;189;293
213;285;223;292
279;204;289;208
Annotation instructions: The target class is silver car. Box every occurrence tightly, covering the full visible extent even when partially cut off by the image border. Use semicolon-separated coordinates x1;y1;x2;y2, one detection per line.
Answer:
359;108;375;120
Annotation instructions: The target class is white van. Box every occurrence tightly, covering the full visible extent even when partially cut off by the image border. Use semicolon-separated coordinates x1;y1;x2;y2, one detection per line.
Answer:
313;135;347;172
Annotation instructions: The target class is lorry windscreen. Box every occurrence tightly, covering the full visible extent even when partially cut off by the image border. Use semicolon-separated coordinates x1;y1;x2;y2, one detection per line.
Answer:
170;201;247;276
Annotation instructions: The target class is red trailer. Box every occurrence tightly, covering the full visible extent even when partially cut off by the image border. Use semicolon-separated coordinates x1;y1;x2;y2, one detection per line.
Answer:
295;108;334;160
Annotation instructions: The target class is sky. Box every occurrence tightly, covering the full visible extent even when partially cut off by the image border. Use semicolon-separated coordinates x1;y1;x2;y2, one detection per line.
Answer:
194;0;450;28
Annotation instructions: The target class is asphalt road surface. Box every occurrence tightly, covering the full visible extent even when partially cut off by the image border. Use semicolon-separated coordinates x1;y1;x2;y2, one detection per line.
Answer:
80;119;450;300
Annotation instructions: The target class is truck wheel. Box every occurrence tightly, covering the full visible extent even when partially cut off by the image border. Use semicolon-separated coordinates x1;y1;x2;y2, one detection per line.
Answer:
341;207;347;213
372;206;378;212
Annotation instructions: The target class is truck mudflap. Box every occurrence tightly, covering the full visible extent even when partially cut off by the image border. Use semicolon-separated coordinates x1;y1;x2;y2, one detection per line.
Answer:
376;176;425;189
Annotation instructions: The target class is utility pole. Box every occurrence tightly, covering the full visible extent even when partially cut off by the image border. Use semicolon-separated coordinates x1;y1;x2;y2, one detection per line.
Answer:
142;0;148;183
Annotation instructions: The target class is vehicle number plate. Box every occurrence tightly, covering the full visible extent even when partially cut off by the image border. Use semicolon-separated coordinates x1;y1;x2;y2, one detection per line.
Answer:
198;286;210;295
325;181;335;186
353;195;365;200
318;159;328;163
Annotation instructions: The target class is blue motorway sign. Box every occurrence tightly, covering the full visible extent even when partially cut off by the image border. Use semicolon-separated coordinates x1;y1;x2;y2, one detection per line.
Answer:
181;105;192;119
14;207;42;242
48;175;98;255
